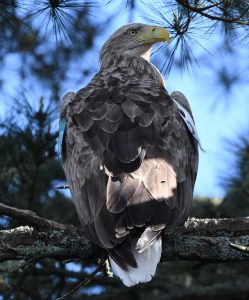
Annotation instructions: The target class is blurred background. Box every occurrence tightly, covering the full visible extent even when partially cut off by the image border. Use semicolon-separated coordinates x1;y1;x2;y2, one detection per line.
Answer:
0;0;249;299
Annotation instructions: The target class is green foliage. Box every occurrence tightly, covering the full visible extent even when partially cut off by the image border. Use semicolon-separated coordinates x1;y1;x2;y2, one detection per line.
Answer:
191;196;221;218
0;1;100;100
1;97;61;211
220;136;249;217
0;95;82;299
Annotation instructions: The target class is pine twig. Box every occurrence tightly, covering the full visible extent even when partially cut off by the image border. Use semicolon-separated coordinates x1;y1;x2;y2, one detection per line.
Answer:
56;260;105;300
176;0;249;25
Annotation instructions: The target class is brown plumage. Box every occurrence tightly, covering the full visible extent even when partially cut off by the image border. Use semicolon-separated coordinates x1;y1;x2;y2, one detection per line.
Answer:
60;23;199;286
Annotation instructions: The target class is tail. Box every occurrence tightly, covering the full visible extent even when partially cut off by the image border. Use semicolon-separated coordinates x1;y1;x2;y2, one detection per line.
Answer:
109;236;162;287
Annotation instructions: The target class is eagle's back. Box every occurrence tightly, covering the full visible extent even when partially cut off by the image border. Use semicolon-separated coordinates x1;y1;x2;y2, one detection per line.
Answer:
61;62;198;282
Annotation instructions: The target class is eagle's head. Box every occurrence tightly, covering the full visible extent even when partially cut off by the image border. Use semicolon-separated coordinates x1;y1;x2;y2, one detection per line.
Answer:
100;23;170;65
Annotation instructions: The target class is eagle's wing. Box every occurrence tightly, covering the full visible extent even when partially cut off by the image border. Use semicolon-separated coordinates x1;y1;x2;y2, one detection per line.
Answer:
171;91;203;151
61;67;198;269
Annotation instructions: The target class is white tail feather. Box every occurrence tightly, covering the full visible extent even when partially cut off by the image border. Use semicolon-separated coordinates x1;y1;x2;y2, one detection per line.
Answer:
109;237;162;287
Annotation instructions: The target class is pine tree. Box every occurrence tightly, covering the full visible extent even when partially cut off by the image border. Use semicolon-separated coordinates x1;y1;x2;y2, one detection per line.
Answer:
0;1;249;299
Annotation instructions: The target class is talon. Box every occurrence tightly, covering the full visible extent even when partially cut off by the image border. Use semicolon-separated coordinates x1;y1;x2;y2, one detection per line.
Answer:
230;243;249;253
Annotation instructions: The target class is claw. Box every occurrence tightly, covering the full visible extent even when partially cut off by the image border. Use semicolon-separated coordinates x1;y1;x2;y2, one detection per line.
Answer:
103;259;113;278
230;243;249;253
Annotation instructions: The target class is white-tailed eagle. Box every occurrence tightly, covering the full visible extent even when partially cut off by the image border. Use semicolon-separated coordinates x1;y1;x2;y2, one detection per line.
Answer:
59;23;199;286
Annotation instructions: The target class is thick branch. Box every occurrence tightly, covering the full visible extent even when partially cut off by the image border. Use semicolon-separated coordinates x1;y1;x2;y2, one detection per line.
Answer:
1;216;249;268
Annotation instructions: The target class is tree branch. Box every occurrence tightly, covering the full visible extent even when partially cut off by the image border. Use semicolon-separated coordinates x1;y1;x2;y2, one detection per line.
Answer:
0;202;68;230
176;0;249;25
1;202;249;268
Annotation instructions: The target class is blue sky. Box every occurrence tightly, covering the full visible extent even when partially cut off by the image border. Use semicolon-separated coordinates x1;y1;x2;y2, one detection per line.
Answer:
1;1;249;200
168;73;249;198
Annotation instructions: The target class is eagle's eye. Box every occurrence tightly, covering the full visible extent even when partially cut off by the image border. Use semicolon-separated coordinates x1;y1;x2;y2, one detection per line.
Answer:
127;29;137;36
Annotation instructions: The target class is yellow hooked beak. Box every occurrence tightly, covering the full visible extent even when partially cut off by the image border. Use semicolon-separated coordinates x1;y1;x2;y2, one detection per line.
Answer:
139;25;170;44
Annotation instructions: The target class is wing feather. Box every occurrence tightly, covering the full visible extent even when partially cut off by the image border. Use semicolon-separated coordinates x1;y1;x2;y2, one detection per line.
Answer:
61;64;198;269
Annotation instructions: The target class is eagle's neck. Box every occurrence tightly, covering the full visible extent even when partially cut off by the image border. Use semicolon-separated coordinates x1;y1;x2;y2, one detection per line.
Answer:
100;51;165;87
140;48;151;62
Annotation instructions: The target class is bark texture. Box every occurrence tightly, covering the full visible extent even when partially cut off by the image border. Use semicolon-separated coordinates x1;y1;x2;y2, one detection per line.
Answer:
1;202;249;267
